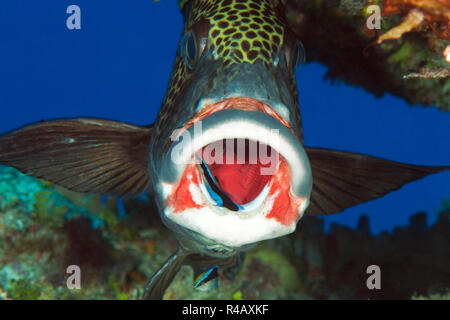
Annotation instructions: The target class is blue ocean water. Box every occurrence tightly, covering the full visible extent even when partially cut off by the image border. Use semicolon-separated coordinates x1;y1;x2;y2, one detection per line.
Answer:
0;1;448;234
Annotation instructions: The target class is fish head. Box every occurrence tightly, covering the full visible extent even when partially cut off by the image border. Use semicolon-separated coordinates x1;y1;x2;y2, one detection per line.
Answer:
0;0;447;297
149;0;313;255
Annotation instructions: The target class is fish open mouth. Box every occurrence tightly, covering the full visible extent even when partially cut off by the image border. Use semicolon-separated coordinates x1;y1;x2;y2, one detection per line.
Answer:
159;98;313;247
196;139;279;211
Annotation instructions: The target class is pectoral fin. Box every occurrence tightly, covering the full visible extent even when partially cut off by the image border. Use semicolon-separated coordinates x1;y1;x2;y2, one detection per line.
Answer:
142;250;188;300
141;251;243;299
305;147;449;215
0;118;152;197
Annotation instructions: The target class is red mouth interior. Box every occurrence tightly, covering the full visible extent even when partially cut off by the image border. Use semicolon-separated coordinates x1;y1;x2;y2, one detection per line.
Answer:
199;139;279;205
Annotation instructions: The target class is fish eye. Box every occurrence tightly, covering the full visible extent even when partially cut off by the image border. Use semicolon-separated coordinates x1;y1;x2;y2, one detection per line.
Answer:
290;40;306;73
182;31;197;69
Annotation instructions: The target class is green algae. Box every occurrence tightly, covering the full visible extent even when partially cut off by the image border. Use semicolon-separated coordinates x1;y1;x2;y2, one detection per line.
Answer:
7;279;41;300
232;290;243;300
412;292;450;300
244;247;301;292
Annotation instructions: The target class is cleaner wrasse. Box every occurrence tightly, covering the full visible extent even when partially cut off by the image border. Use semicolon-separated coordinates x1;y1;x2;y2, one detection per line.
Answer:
0;0;448;299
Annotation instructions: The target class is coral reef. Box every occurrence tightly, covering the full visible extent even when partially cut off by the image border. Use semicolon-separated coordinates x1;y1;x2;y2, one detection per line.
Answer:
0;165;449;299
286;0;450;110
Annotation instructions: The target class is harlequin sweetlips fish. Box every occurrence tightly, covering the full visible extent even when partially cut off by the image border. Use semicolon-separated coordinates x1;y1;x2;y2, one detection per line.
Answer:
0;0;448;299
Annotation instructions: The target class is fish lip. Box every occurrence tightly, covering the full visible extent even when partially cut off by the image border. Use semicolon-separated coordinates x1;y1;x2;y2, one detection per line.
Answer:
161;97;293;154
160;108;312;200
187;97;293;132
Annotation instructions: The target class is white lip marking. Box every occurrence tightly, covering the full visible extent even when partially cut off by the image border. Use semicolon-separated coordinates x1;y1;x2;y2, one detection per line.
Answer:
239;183;270;212
166;205;297;247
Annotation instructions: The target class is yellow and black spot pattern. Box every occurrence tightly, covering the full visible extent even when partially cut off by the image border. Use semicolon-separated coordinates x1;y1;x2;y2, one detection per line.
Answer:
188;0;285;65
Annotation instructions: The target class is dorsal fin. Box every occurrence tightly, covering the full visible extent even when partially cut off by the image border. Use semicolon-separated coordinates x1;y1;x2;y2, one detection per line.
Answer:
179;0;195;20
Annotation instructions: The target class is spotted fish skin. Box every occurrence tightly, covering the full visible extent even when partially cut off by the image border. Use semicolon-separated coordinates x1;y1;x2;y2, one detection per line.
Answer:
150;0;302;167
186;0;286;64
